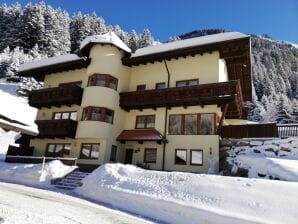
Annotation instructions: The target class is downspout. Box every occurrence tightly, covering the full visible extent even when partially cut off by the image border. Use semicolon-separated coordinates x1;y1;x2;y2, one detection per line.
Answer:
162;60;171;171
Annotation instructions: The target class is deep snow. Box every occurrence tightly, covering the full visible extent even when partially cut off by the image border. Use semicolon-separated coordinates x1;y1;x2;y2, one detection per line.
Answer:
0;160;76;186
227;137;298;181
75;163;298;224
0;182;154;224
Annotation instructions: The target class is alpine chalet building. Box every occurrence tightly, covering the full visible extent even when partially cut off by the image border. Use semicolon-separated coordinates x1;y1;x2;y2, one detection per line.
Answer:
18;32;252;173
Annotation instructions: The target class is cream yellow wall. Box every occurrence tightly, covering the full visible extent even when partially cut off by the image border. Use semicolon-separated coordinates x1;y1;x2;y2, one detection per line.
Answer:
129;52;220;91
43;68;87;88
30;138;107;165
87;45;131;92
218;59;228;82
165;135;219;173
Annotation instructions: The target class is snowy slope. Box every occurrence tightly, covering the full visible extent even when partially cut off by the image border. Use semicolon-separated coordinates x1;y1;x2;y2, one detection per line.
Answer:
0;182;154;224
76;163;298;224
0;81;37;156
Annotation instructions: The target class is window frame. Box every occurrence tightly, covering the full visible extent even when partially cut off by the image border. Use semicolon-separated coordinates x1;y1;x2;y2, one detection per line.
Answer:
87;74;118;91
80;143;100;160
136;84;146;91
46;143;71;157
144;148;157;163
175;149;187;165
176;79;199;87
110;145;117;162
190;149;203;166
53;111;77;121
82;106;114;124
135;115;155;129
168;113;216;135
155;82;166;89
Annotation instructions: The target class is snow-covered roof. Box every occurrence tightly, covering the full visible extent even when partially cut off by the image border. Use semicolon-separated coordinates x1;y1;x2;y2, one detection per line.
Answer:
18;54;84;73
80;31;131;53
132;32;249;58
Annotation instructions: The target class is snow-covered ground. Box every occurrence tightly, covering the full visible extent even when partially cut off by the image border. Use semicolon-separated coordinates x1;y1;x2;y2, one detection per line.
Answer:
75;163;298;224
227;138;298;181
0;182;154;224
0;160;76;187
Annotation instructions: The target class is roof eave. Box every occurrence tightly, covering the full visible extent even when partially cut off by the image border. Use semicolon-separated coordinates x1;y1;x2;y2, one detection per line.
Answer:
122;36;250;66
18;58;90;81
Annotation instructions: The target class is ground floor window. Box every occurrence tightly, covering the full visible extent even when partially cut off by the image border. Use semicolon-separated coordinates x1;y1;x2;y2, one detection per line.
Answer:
110;145;117;162
144;148;157;163
175;149;187;165
46;143;71;157
190;150;203;165
80;143;100;159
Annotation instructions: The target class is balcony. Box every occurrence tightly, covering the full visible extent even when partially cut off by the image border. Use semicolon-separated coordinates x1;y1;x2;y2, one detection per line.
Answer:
35;119;77;139
120;80;245;119
29;85;83;109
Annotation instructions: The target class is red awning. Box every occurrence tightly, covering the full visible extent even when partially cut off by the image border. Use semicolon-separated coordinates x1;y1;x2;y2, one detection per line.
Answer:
116;129;164;142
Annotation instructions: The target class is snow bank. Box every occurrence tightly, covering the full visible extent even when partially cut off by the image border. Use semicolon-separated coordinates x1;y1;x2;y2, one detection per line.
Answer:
235;154;298;181
225;138;298;181
76;163;298;224
0;160;76;187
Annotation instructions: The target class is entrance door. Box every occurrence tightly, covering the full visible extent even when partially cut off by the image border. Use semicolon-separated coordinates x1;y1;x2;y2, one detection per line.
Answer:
124;149;133;164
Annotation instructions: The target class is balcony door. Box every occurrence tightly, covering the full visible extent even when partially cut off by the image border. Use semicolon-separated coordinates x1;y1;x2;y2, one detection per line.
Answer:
124;148;133;164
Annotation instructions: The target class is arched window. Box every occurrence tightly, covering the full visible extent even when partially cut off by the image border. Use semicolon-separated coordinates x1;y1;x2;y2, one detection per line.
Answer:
88;74;118;90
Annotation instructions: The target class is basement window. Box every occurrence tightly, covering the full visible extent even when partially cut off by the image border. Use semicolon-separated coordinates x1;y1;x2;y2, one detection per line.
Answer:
175;149;187;165
190;150;203;165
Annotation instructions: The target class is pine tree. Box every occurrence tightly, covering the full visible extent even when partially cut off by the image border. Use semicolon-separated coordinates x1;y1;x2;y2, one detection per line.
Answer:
70;12;91;52
139;29;153;48
128;30;139;52
89;12;106;35
18;3;45;52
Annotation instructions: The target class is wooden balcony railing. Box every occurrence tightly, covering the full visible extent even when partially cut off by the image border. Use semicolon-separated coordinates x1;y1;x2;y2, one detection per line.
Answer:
35;119;77;139
29;85;83;109
120;80;244;118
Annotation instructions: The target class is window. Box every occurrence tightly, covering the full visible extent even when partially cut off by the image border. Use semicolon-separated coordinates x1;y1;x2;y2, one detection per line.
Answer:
88;74;118;90
110;145;117;162
169;115;182;134
59;81;82;87
82;107;114;124
80;143;100;159
156;82;166;89
190;150;203;165
135;115;155;129
169;113;215;135
53;111;77;121
200;114;215;135
136;84;146;91
175;149;187;165
144;148;157;163
46;143;71;157
176;79;199;87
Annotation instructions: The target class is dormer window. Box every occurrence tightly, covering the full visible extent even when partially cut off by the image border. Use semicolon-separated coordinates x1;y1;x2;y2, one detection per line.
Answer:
88;74;118;90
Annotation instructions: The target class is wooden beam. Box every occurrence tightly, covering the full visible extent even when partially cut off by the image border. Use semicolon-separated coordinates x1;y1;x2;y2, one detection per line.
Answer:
217;104;229;135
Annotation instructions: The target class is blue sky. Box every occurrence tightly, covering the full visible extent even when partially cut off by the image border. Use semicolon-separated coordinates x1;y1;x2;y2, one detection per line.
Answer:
1;0;298;43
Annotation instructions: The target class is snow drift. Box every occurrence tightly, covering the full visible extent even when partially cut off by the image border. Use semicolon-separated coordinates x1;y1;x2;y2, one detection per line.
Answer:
76;163;298;224
0;160;76;186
